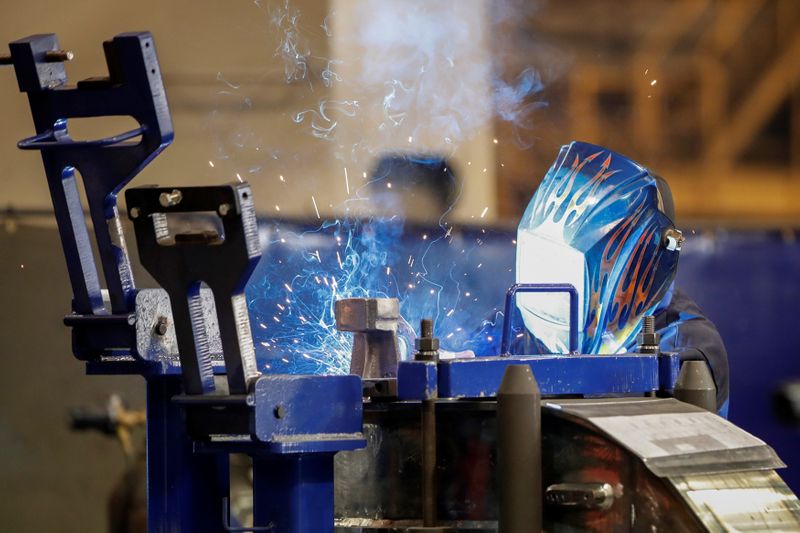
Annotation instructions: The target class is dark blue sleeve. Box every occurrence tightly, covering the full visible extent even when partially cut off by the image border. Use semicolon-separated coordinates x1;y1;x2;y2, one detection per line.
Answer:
655;288;730;415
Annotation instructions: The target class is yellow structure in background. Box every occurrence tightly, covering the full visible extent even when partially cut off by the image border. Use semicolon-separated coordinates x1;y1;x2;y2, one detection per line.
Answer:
496;0;800;223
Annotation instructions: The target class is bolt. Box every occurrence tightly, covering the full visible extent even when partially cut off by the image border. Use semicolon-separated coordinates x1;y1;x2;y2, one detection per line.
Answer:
159;189;182;207
273;405;286;419
154;316;168;336
44;49;74;63
129;207;141;219
415;317;439;361
0;55;12;66
637;315;659;354
421;318;433;338
218;203;230;216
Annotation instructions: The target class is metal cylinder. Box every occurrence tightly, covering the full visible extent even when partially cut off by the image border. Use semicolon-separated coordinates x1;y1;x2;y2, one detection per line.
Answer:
674;360;716;412
497;364;542;533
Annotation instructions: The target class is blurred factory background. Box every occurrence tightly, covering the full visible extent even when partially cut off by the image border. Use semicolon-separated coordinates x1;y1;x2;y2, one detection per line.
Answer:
0;0;799;531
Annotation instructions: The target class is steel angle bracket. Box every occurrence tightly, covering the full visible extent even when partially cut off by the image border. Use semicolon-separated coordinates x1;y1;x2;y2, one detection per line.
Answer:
126;183;262;395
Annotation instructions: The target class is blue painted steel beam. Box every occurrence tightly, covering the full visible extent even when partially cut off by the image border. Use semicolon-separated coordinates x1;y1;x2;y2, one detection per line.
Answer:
433;354;662;399
397;360;438;400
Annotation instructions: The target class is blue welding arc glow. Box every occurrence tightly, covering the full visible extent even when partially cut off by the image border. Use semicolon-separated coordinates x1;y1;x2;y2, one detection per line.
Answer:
501;283;579;355
247;218;515;375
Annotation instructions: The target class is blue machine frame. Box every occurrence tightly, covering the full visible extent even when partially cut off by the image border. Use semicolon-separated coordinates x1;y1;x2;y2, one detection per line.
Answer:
3;32;687;533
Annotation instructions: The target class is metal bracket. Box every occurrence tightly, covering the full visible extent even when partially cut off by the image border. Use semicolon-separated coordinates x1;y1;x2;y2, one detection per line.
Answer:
127;183;262;395
335;297;401;379
6;32;173;316
501;283;579;354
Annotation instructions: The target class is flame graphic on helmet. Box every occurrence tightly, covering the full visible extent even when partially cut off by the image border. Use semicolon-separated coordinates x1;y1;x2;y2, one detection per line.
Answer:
519;141;679;353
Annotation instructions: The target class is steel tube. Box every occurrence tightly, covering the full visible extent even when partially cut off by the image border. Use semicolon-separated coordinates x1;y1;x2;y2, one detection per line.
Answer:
501;283;579;354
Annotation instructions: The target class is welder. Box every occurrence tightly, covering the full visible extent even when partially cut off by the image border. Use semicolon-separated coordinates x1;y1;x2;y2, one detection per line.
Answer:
514;141;730;416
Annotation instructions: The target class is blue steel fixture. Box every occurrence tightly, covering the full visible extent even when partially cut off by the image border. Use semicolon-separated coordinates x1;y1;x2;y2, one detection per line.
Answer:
10;32;171;317
3;31;703;532
4;33;365;533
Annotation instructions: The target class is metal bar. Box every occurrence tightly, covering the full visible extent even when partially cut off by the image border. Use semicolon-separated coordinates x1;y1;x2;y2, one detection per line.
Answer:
501;283;579;354
435;354;660;399
421;398;437;526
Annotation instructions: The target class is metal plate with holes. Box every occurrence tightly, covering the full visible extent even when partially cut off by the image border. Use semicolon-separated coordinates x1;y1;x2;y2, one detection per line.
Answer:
135;288;223;365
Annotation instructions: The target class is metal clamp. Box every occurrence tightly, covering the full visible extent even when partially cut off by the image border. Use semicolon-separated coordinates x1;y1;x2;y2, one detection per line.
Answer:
5;32;173;316
126;183;261;395
501;283;579;354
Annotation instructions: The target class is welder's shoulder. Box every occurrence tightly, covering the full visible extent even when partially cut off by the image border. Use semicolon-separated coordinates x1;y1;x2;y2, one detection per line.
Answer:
659;287;730;413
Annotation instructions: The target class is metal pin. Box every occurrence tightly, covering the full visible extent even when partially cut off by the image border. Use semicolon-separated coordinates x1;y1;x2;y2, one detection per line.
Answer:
498;364;542;533
159;189;183;207
0;55;12;66
44;49;74;62
674;361;716;412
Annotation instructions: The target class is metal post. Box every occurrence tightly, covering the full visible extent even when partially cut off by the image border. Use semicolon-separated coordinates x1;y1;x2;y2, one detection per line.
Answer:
497;364;542;533
146;376;229;533
413;318;440;528
421;396;437;526
252;454;336;532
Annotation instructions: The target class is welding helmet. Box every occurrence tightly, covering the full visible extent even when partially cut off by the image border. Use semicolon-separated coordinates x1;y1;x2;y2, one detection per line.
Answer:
515;141;682;354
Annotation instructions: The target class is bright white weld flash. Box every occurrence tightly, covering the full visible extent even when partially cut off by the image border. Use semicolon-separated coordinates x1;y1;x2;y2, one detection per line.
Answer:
208;161;215;168
480;207;488;218
344;168;350;194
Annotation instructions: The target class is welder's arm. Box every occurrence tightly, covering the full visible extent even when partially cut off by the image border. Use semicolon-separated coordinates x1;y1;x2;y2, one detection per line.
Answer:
656;289;730;417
